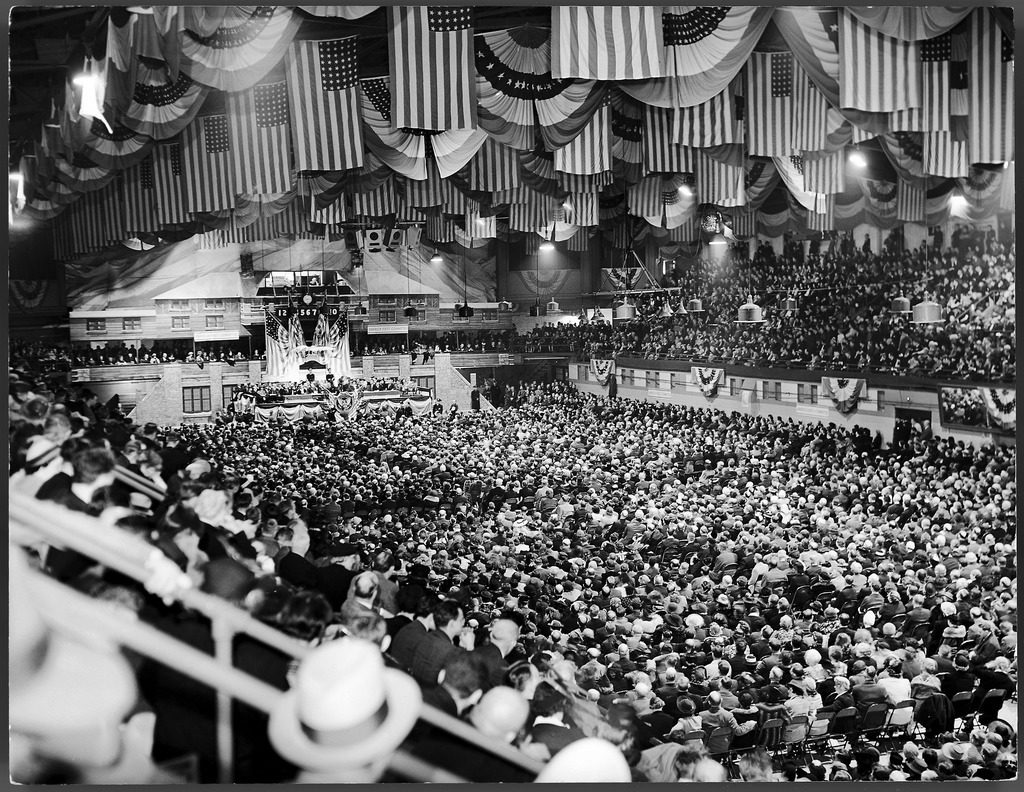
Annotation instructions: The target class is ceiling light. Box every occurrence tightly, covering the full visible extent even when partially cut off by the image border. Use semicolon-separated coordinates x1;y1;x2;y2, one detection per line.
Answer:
429;250;443;265
539;238;555;253
849;149;867;168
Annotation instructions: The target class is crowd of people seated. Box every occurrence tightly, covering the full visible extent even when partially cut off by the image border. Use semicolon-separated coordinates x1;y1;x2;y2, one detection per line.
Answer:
522;233;1015;383
9;353;1017;782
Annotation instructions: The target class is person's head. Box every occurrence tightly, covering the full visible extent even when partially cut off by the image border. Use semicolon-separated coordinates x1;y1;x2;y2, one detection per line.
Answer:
737;748;774;781
71;446;116;487
274;590;334;642
349;571;380;607
530;681;568;719
437;653;485;713
469;686;530;743
489;617;522;655
339;600;389;649
432;599;465;638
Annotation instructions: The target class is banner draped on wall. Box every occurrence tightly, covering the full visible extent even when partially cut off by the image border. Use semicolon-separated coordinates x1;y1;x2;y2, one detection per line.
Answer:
821;377;866;414
265;305;351;382
590;358;616;387
694;366;724;397
980;387;1016;430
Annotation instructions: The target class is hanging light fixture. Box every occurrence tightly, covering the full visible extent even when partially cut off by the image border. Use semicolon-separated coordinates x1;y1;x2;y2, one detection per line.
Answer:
546;297;560;313
614;295;636;321
659;301;674;319
578;306;589;324
675;296;689;316
590;307;604;323
781;293;799;314
429;249;443;265
402;245;418;318
736;294;766;324
911;296;943;324
890;294;912;314
686;297;705;313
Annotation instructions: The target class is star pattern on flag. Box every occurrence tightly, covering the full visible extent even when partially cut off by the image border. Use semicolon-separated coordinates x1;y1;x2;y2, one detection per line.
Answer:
140;158;154;189
771;53;793;97
1001;33;1013;63
663;7;729;47
254;82;289;127
169;142;182;176
920;32;952;62
191;6;275;49
427;6;472;32
203;115;229;153
363;77;391;120
790;155;804;175
319;37;358;90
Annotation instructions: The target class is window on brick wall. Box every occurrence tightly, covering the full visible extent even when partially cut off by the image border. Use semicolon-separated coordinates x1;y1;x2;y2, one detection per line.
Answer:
182;386;211;414
222;384;237;406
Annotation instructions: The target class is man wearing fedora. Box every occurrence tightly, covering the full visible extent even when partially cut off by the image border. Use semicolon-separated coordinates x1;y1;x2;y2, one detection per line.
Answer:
315;541;363;609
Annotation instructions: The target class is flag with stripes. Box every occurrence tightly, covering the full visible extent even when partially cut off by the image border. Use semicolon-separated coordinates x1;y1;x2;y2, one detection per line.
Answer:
289;310;306;350
351;179;397;218
746;52;793;157
627;175;667;218
568;229;591;252
922;131;969;177
968;9;1014;164
509;199;555;232
949;24;970;140
442;179;473;215
425;214;458;242
359;77;428;180
642;105;693;174
897;178;926;223
802;149;846;194
404;167;445;208
265;309;292;380
554;102;612;175
285;36;364;171
465;211;497;238
388;6;476;130
564;192;600;226
671;79;740;147
66;181;123;253
792;67;830;152
228;80;293;194
552;6;664;80
313;310;331;347
121;157;157;234
806;195;835;232
694;150;745;207
838;9;921;113
466;137;520;191
181;114;236;213
152;140;187;224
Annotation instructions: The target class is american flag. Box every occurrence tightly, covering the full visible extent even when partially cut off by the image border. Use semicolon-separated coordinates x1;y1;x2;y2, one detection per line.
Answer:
181;114;236;213
967;9;1014;164
563;192;600;227
552;6;664;80
694;151;745;207
288;311;305;350
802;149;846;194
922;131;969;177
746;53;792;157
313;310;331;347
228;80;293;194
642;105;693;175
388;6;476;131
152;140;187;224
554;102;612;175
466;137;520;191
359;77;428;180
285;36;364;171
897;178;926;223
351;179;397;218
792;69;830;152
425;214;457;243
672;79;740;148
121;156;157;234
66;180;123;254
838;9;922;113
405;167;445;208
508;199;555;233
265;310;291;380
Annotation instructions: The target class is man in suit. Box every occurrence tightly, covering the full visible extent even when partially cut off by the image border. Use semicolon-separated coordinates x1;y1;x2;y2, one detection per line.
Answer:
314;542;362;610
410;599;471;687
851;666;888;714
471;614;522;691
941;652;978;700
274;526;317;589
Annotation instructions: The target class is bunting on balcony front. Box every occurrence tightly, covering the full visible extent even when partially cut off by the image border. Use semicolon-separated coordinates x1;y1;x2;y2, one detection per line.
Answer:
822;377;866;414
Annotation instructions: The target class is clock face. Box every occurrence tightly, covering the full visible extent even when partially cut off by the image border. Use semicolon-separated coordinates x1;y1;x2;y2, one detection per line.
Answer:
302;294;313;305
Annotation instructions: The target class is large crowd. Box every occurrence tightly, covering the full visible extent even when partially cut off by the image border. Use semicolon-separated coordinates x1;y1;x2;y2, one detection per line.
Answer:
9;353;1017;782
526;233;1015;382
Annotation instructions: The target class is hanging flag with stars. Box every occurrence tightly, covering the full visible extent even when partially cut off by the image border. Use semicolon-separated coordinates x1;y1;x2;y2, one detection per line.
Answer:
967;8;1014;165
838;8;921;113
121;155;157;234
181;114;237;213
228;80;294;194
285;36;364;172
388;6;477;131
746;52;793;157
152;139;188;224
359;77;428;180
554;102;612;176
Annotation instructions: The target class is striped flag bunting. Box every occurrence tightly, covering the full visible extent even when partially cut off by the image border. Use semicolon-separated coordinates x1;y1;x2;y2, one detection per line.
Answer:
66;180;124;254
792;66;830;152
121;156;158;234
897;178;926;223
442;179;474;216
465;211;497;238
727;209;757;237
466;138;520;191
802;149;847;194
359;77;428;180
551;6;664;80
181;114;237;213
152;140;188;225
805;195;835;232
671;79;740;147
558;171;615;193
967;9;1014;164
838;9;922;113
564;192;600;227
922;131;969;177
285;36;364;171
228;80;294;195
917;31;952;132
351;179;397;218
509;198;556;232
523;233;540;255
52;215;74;260
746;52;793;157
404;167;445;208
568;229;591;252
425;214;458;243
300;174;347;226
554;102;612;175
388;6;477;130
642;105;693;174
949;25;970;140
694;151;745;207
432;128;488;178
667;214;698;242
265;309;291;380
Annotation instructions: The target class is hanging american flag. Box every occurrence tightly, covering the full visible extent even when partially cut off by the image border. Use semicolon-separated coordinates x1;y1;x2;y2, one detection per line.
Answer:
792;68;830;152
425;214;457;242
67;180;123;254
551;6;664;80
838;9;922;113
563;192;600;226
313;310;331;347
405;168;445;208
806;195;835;232
922;131;969;177
509;199;555;233
642;105;693;174
121;156;157;234
289;310;305;350
351;179;397;218
466;137;520;191
897;178;926;223
802;149;846;194
746;52;793;157
152;139;188;224
228;80;293;194
967;9;1014;164
672;79;740;148
285;36;364;171
388;7;476;131
265;309;292;380
554;102;612;176
694;151;745;207
181;114;236;213
949;25;970;140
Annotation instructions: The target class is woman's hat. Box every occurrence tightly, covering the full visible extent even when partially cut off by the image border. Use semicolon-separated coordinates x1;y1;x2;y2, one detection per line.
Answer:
535;737;631;782
268;637;421;771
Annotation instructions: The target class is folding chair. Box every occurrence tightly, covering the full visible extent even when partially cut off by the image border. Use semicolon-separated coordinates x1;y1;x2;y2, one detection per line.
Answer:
882;699;916;748
756;717;786;765
949;691;974;734
673;730;706;751
978;689;1006;726
705;725;734;762
781;714;810;759
858;702;891;747
804;711;834;759
827;706;860;755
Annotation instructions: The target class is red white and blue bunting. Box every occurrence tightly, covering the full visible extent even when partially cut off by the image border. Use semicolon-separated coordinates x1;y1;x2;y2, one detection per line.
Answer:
590;358;616;387
822;376;866;414
694;366;723;397
980;388;1015;431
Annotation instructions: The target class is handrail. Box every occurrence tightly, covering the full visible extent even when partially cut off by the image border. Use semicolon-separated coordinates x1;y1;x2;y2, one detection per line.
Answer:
22;571;465;783
9;490;543;778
